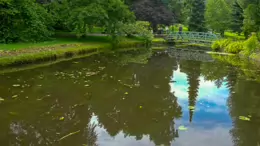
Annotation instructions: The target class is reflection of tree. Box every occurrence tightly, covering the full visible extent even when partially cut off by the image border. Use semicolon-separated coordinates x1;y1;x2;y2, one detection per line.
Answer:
200;61;229;82
228;76;260;146
180;60;201;123
90;52;182;145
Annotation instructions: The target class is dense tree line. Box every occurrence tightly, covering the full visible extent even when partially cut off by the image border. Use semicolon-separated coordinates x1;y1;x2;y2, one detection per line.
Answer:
206;0;260;37
1;0;259;43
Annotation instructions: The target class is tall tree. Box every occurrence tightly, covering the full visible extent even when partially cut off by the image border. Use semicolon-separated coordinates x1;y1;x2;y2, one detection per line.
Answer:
243;1;260;38
230;1;244;34
205;0;231;36
188;0;207;32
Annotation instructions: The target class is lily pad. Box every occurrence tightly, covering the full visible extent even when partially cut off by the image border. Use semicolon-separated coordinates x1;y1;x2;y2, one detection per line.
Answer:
178;125;188;131
239;116;250;121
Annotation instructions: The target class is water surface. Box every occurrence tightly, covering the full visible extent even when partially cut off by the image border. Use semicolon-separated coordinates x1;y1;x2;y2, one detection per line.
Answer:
1;49;260;146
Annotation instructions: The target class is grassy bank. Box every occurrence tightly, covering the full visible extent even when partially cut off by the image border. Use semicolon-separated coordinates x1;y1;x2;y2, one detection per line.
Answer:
211;33;260;62
0;35;152;68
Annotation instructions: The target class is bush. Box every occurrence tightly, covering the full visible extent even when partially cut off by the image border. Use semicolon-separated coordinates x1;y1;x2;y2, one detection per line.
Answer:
224;41;244;53
211;39;232;51
242;33;260;56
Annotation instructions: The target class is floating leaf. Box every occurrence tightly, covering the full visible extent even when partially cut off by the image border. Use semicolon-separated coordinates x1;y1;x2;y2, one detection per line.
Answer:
239;116;250;121
85;84;90;87
13;84;20;87
9;112;18;115
12;95;18;98
125;92;128;95
0;97;4;101
139;106;143;109
153;85;160;88
59;117;65;121
178;125;188;131
188;106;195;110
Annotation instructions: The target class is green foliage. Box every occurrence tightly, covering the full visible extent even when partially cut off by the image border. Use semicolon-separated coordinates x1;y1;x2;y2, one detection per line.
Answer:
241;33;260;56
205;0;231;35
120;21;154;47
224;41;244;53
242;3;260;38
0;0;53;43
230;1;244;34
188;0;207;32
211;39;232;51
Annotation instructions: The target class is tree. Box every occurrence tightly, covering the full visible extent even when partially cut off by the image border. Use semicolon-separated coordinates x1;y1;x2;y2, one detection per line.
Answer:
243;2;260;38
67;0;135;47
188;0;207;32
230;1;244;34
205;0;231;36
0;0;53;43
131;0;174;32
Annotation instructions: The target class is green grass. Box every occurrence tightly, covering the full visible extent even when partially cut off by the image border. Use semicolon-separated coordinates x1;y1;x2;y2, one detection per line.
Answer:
0;34;142;51
224;32;245;40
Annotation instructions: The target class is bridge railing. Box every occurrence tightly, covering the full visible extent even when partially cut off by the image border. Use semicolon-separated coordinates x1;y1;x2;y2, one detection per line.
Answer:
165;31;221;42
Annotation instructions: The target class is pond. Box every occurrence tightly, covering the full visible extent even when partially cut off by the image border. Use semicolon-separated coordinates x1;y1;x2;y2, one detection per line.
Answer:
1;48;260;146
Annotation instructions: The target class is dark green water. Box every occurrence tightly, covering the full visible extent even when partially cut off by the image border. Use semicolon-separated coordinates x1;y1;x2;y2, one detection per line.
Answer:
1;49;260;146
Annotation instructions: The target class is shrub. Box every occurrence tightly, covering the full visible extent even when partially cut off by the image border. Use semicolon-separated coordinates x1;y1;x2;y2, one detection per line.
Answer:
211;39;232;51
224;41;244;53
242;33;260;56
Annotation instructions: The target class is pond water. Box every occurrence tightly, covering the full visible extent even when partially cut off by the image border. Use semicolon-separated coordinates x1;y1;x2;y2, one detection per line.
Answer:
1;49;260;146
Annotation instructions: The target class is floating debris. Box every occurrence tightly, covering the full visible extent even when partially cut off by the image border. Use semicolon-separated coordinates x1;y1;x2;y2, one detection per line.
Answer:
0;97;4;102
12;95;18;98
13;84;20;87
59;117;65;121
188;106;195;110
85;84;90;87
178;125;188;131
139;106;143;109
58;130;80;141
153;85;160;88
239;116;250;121
124;92;128;95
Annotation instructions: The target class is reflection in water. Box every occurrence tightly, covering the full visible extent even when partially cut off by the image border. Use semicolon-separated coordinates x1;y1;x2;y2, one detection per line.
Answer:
1;49;260;145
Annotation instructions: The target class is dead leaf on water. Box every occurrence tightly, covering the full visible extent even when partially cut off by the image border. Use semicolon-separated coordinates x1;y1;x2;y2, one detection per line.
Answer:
59;117;65;121
12;95;18;98
178;125;188;131
0;97;4;102
239;116;250;121
188;106;195;110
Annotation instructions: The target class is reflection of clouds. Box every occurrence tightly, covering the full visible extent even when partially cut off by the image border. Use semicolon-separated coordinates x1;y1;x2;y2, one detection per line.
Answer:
172;126;232;146
170;68;229;111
